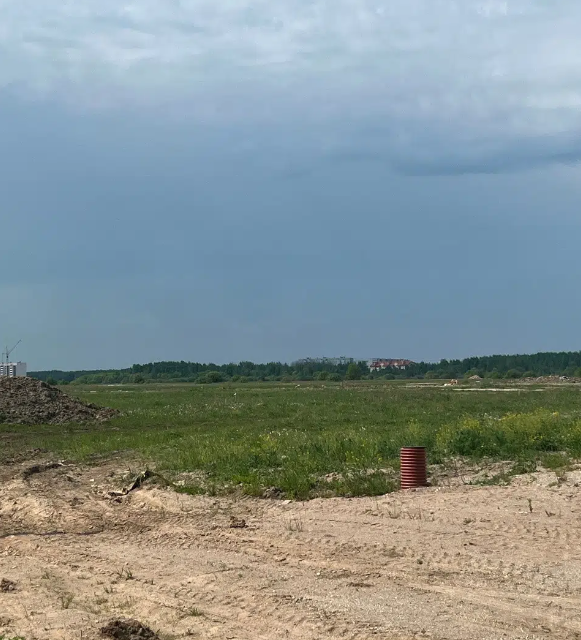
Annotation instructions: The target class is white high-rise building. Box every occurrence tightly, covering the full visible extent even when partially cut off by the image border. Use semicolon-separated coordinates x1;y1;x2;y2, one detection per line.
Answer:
0;362;27;377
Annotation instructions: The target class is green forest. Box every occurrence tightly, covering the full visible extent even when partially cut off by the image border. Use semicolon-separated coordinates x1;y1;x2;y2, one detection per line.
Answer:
30;351;581;385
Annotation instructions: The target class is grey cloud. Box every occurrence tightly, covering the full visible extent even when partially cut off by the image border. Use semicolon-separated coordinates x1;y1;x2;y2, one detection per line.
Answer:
1;1;581;173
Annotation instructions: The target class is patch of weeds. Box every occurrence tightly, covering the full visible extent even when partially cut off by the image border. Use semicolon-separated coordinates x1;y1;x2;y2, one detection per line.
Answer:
174;484;205;497
286;516;304;532
59;593;74;609
387;503;402;518
540;453;573;472
185;607;203;618
407;507;428;521
471;472;511;486
326;471;396;499
383;546;404;558
115;567;134;581
556;469;568;485
511;458;538;475
116;595;137;611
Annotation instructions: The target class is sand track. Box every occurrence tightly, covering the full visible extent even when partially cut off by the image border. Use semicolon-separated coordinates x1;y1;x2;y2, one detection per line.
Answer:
2;459;581;639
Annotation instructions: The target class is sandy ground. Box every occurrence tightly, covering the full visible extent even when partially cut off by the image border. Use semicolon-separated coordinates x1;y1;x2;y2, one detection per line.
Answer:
2;459;581;640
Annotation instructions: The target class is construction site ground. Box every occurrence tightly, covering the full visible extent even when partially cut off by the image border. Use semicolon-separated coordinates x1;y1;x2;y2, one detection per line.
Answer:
2;456;581;640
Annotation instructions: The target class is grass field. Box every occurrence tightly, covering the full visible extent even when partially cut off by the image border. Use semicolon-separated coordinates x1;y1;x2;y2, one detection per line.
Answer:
4;381;581;499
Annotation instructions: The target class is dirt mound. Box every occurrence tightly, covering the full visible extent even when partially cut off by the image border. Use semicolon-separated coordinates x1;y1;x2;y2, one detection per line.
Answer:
101;619;159;640
0;377;118;425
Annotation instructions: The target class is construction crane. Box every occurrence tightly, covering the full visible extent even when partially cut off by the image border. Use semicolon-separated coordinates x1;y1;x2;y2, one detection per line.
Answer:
3;340;21;366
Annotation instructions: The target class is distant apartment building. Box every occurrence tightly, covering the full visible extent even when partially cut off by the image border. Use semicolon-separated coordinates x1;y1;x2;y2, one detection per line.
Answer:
367;359;414;372
0;362;27;377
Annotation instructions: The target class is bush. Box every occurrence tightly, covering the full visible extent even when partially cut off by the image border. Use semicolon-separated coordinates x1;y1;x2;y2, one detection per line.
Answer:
197;371;225;384
328;373;343;382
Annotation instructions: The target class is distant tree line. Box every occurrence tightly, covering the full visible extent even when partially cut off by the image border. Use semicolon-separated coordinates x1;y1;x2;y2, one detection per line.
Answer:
30;351;581;385
32;359;369;385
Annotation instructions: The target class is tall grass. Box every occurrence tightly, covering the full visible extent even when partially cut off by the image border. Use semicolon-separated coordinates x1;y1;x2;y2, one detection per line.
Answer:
3;382;581;498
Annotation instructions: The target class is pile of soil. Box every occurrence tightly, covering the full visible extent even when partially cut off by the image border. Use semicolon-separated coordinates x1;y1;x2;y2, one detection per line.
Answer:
0;377;119;425
101;619;159;640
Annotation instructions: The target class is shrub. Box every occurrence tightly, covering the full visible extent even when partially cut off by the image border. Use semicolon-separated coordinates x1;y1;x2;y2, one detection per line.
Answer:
197;371;225;384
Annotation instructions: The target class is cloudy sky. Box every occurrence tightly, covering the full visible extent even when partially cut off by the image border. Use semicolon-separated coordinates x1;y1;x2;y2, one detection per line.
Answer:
1;0;581;370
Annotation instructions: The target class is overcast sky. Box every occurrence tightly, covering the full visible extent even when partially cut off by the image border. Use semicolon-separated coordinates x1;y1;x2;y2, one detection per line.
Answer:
1;0;581;370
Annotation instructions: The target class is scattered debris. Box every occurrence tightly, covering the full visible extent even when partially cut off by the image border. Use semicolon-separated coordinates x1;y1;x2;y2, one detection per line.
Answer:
520;376;581;385
0;579;17;592
263;486;284;499
229;516;247;529
0;377;119;425
22;461;64;480
107;470;172;499
101;618;160;640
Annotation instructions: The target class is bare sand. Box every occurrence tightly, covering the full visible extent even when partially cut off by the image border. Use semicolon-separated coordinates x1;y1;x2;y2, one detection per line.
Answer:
2;458;581;640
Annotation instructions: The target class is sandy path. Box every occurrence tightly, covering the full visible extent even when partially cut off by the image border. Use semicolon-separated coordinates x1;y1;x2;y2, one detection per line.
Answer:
2;461;581;639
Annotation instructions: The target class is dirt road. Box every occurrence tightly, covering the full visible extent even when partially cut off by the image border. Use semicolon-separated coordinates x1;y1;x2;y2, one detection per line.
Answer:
2;459;581;639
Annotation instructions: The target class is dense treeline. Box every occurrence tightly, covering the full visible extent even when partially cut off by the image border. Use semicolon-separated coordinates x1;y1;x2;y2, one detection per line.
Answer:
29;351;581;385
31;359;365;385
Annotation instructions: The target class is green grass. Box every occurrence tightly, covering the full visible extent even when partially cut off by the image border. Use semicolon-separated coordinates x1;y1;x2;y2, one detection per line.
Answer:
3;381;581;499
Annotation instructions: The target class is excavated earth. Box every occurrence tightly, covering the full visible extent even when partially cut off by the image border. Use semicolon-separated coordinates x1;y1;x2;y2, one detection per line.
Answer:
2;456;581;639
0;377;118;424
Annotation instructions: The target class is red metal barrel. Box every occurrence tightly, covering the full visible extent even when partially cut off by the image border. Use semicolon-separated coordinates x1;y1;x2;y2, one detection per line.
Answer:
400;447;428;489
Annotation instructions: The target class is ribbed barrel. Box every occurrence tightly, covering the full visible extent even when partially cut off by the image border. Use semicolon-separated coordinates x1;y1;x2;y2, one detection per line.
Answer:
400;447;427;489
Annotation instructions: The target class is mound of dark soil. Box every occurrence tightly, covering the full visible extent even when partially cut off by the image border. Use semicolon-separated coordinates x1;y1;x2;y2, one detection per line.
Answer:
0;377;118;425
101;619;159;640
